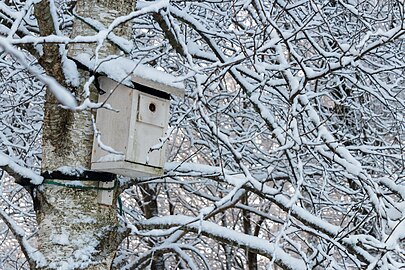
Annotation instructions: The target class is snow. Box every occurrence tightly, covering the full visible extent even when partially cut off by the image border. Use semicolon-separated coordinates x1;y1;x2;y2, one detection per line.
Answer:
42;76;78;108
141;215;307;270
0;209;47;267
187;41;217;62
0;37;77;108
62;57;80;87
48;0;62;37
166;161;342;237
7;34;100;45
1;0;404;268
69;233;99;268
0;152;43;185
70;216;96;224
56;166;85;177
339;1;359;15
51;230;70;245
65;181;85;187
299;94;363;176
165;162;228;175
379;177;405;200
75;53;184;94
385;218;405;247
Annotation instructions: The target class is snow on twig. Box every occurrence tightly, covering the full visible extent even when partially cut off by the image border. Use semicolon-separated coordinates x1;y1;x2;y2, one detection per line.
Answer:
0;152;43;185
0;209;46;268
0;37;77;108
139;215;307;270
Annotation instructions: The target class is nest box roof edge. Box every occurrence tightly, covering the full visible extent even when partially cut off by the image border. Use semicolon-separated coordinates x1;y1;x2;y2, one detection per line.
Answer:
74;53;185;97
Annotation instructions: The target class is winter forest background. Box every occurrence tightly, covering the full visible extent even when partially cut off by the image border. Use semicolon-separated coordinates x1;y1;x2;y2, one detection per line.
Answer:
0;0;404;269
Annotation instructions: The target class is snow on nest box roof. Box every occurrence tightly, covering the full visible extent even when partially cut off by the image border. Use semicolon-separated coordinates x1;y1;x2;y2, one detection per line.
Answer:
75;54;185;97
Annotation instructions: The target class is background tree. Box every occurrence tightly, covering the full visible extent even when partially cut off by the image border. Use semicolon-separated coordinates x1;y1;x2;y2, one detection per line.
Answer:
0;0;404;269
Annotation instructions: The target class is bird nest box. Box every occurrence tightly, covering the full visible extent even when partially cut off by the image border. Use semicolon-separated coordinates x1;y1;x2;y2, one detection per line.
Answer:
78;56;184;178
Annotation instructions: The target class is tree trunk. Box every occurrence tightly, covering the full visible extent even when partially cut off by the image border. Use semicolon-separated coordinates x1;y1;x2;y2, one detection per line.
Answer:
34;0;135;269
140;184;165;270
242;194;257;270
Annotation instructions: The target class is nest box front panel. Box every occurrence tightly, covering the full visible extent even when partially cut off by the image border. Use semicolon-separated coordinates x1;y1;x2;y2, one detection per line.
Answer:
126;93;170;168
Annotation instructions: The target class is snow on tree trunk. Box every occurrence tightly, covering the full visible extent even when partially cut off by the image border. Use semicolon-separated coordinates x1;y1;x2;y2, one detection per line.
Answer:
35;0;134;269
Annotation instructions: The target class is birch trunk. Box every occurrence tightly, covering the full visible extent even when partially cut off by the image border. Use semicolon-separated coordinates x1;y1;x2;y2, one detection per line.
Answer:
34;1;134;269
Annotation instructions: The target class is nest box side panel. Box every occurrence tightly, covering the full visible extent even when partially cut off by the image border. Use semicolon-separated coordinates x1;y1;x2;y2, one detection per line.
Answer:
91;77;134;164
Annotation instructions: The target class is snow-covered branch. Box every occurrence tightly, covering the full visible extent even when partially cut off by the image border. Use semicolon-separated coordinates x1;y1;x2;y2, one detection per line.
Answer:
0;153;43;185
0;209;46;269
138;215;307;270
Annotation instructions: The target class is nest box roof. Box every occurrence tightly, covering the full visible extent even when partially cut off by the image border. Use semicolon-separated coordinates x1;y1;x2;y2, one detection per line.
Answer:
74;54;185;97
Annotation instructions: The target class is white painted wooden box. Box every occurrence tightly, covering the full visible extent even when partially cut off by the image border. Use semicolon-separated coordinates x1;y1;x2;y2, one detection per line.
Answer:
91;75;183;178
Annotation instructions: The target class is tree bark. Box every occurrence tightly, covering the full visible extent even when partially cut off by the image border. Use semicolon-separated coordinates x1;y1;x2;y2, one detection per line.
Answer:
33;0;135;269
140;184;165;270
242;194;258;270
